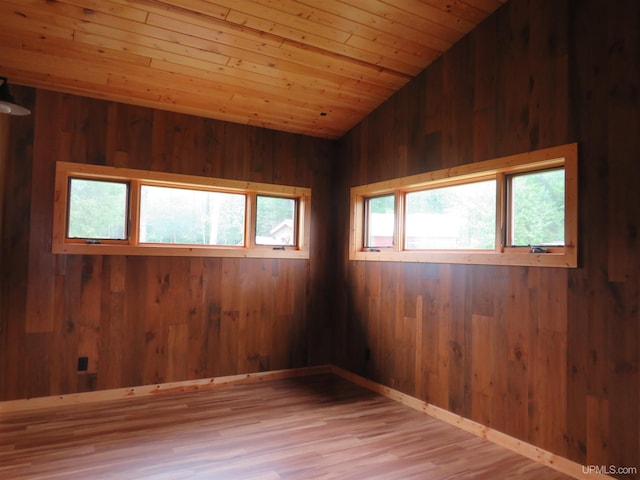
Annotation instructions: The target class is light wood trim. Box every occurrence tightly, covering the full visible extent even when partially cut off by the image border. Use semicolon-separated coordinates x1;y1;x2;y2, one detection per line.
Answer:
563;146;579;268
394;190;404;251
349;249;576;267
52;162;311;259
496;172;506;252
349;143;578;268
52;164;70;246
351;143;575;195
298;190;312;250
329;366;614;480
128;179;141;246
0;365;332;414
349;190;364;258
245;191;257;250
52;242;312;259
55;161;310;195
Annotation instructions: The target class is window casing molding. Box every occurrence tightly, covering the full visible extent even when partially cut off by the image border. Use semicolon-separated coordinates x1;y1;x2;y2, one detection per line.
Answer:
349;143;578;268
53;162;311;259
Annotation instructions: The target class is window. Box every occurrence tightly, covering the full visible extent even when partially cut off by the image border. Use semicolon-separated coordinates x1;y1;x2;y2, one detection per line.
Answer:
508;168;565;247
53;162;311;259
255;195;297;246
139;186;245;246
68;178;128;240
405;180;496;250
365;194;395;248
349;143;577;267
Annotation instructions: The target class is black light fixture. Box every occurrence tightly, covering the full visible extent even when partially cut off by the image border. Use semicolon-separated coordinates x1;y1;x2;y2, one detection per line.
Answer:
0;77;30;116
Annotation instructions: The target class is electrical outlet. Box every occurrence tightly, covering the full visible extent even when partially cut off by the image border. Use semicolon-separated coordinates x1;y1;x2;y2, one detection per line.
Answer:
77;357;89;371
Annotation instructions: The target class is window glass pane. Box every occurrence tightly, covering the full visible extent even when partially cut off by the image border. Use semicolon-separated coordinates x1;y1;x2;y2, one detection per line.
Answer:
140;186;245;245
510;168;565;246
68;178;128;240
255;196;296;246
405;180;496;250
365;194;395;248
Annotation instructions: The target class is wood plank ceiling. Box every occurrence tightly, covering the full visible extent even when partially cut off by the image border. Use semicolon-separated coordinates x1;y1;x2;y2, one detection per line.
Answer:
0;0;506;139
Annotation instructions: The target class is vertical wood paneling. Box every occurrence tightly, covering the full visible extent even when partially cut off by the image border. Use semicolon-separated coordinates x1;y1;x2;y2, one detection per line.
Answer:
51;256;74;396
3;89;36;398
62;256;83;393
336;0;640;475
566;0;608;466
488;268;507;431
121;256;147;389
0;113;9;399
25;90;60;333
0;88;335;401
144;257;166;385
505;268;531;441
587;394;609;465
605;4;640;283
447;265;471;417
494;0;531;155
78;256;102;376
97;256;126;391
607;280;639;469
472;13;498;162
220;257;241;376
434;265;452;410
167;323;188;382
470;313;493;426
186;256;207;379
0;115;8;245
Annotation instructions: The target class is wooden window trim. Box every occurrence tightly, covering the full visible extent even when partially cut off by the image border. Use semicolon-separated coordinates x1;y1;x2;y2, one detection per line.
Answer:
349;143;578;268
53;162;311;259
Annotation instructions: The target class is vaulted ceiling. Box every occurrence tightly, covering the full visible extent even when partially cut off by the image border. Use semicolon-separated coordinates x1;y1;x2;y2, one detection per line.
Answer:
0;0;506;139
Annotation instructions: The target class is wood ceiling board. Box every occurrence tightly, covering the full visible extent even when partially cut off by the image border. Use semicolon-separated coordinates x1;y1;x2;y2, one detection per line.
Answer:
0;0;506;138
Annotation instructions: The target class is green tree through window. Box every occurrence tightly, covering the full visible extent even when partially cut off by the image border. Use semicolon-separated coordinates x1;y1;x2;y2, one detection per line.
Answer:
68;179;128;239
140;186;245;246
510;169;565;246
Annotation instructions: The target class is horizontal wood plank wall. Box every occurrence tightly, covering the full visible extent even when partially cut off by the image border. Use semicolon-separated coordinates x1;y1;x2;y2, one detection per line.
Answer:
334;0;639;477
0;88;336;401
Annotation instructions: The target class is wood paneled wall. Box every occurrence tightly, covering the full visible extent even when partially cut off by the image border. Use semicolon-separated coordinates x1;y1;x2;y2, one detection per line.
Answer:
1;0;639;476
0;88;336;401
334;0;639;475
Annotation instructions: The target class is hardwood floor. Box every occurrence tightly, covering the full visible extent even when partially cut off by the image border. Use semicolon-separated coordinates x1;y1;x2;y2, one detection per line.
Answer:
0;374;574;479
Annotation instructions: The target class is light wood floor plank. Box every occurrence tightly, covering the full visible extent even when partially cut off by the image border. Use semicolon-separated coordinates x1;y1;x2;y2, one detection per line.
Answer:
1;374;574;479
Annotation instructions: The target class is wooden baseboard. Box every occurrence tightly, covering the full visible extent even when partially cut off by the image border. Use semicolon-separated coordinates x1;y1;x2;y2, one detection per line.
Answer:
328;365;613;480
0;365;332;414
0;364;612;480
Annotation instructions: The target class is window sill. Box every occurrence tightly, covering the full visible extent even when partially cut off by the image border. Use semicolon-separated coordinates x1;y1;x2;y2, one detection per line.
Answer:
52;243;310;259
349;247;577;268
